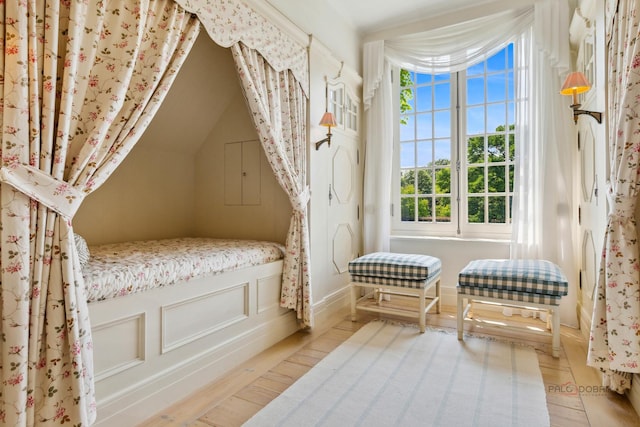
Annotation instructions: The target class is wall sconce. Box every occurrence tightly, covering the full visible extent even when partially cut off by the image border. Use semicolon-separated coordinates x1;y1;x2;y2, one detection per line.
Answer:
560;71;602;124
315;111;337;150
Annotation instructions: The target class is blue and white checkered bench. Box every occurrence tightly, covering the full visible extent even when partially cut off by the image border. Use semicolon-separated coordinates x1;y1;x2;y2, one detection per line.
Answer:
457;259;568;357
348;252;441;332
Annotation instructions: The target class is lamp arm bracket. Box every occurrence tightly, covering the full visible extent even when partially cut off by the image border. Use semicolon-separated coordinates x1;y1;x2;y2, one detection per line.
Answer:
315;134;332;150
571;107;602;124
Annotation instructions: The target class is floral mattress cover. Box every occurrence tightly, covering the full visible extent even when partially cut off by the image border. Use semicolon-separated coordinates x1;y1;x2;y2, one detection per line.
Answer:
83;237;285;303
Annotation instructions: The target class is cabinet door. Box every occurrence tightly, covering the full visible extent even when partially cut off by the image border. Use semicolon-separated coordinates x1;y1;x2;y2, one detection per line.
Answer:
241;140;261;205
224;140;261;206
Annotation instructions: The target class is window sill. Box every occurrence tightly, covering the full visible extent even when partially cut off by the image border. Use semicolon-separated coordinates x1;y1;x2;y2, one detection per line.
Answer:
391;234;510;244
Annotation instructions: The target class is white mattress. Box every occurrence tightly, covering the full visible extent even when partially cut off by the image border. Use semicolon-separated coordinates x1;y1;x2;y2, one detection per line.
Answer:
83;237;285;302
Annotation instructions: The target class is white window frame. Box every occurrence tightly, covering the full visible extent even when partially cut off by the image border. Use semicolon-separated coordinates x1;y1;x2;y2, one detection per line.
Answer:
392;44;515;240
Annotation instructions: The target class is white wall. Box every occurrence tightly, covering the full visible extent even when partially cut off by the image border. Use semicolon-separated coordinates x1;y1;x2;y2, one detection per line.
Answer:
258;0;361;72
391;237;510;307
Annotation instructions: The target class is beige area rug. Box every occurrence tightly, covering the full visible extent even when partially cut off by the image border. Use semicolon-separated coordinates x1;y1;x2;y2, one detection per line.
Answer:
244;320;550;427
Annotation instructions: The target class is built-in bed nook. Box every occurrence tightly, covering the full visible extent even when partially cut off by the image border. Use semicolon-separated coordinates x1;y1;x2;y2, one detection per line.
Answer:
0;1;317;424
70;28;304;424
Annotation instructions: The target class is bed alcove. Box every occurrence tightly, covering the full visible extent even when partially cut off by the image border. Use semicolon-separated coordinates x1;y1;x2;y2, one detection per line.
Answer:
73;31;299;426
74;32;292;245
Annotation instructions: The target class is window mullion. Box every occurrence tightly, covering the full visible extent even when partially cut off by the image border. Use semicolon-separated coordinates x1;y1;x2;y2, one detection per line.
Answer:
454;72;462;235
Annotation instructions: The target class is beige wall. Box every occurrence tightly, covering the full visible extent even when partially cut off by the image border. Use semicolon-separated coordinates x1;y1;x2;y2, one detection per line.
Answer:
74;32;290;245
193;95;291;243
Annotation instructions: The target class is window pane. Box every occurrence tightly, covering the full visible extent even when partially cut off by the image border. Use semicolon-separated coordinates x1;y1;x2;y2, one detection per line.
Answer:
488;196;506;223
468;197;485;223
487;134;506;162
487;74;506;103
417;73;432;84
436;197;451;222
507;102;515;126
435;167;451;194
405;70;416;84
467;166;485;193
488;165;506;192
434;74;450;82
335;107;343;125
467;77;484;105
467;62;484;76
487;104;506;132
400;115;415;141
467;136;485;163
509;195;513;222
401;197;415;221
417;197;433;222
467;106;485;135
487;49;506;72
416;86;432;112
416;113;433;139
434;139;451;164
401;86;415;113
400;142;415;168
400;170;415;194
509;165;515;192
507;71;514;100
434;111;450;138
417;169;433;194
434;83;450;109
509;133;515;161
416;140;432;167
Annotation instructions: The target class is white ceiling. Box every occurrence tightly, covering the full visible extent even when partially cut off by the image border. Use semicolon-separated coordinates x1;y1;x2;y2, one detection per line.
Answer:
324;0;499;35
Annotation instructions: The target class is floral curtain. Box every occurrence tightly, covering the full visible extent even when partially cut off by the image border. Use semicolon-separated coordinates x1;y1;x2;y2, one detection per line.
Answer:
231;42;312;327
588;0;640;393
175;0;309;95
0;1;199;424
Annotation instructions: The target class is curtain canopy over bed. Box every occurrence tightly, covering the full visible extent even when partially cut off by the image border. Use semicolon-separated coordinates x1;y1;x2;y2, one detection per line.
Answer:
0;0;311;425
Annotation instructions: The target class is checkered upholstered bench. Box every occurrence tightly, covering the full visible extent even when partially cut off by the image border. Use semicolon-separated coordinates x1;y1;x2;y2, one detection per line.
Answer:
457;259;568;357
349;252;441;332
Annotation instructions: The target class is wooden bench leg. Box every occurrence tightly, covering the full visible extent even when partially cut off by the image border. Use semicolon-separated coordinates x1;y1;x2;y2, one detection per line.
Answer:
436;278;441;314
457;293;464;340
350;284;358;322
419;287;426;333
551;307;560;358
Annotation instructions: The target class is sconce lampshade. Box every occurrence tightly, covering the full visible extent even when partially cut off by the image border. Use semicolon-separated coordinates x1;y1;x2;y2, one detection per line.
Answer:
560;71;602;124
560;71;591;96
319;111;337;128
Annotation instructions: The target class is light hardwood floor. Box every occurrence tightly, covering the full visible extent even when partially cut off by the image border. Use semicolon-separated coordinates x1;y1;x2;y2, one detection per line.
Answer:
139;306;640;427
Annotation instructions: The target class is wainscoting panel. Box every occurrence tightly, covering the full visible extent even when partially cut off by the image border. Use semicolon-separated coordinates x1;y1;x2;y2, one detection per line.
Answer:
161;282;249;353
93;313;146;381
257;273;284;314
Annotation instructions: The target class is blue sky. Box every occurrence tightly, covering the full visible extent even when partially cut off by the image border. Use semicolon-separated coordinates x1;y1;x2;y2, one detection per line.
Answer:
400;45;514;170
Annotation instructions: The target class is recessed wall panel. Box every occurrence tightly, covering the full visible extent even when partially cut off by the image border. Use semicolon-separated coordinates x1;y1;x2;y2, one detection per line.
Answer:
93;313;146;381
162;283;249;353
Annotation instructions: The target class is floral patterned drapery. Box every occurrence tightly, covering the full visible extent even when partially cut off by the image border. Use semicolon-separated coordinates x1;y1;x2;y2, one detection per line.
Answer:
587;0;640;393
175;0;309;95
231;42;312;327
0;1;199;424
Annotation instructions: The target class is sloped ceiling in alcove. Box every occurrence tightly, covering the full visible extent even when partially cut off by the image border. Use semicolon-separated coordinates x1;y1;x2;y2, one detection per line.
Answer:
137;31;241;154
